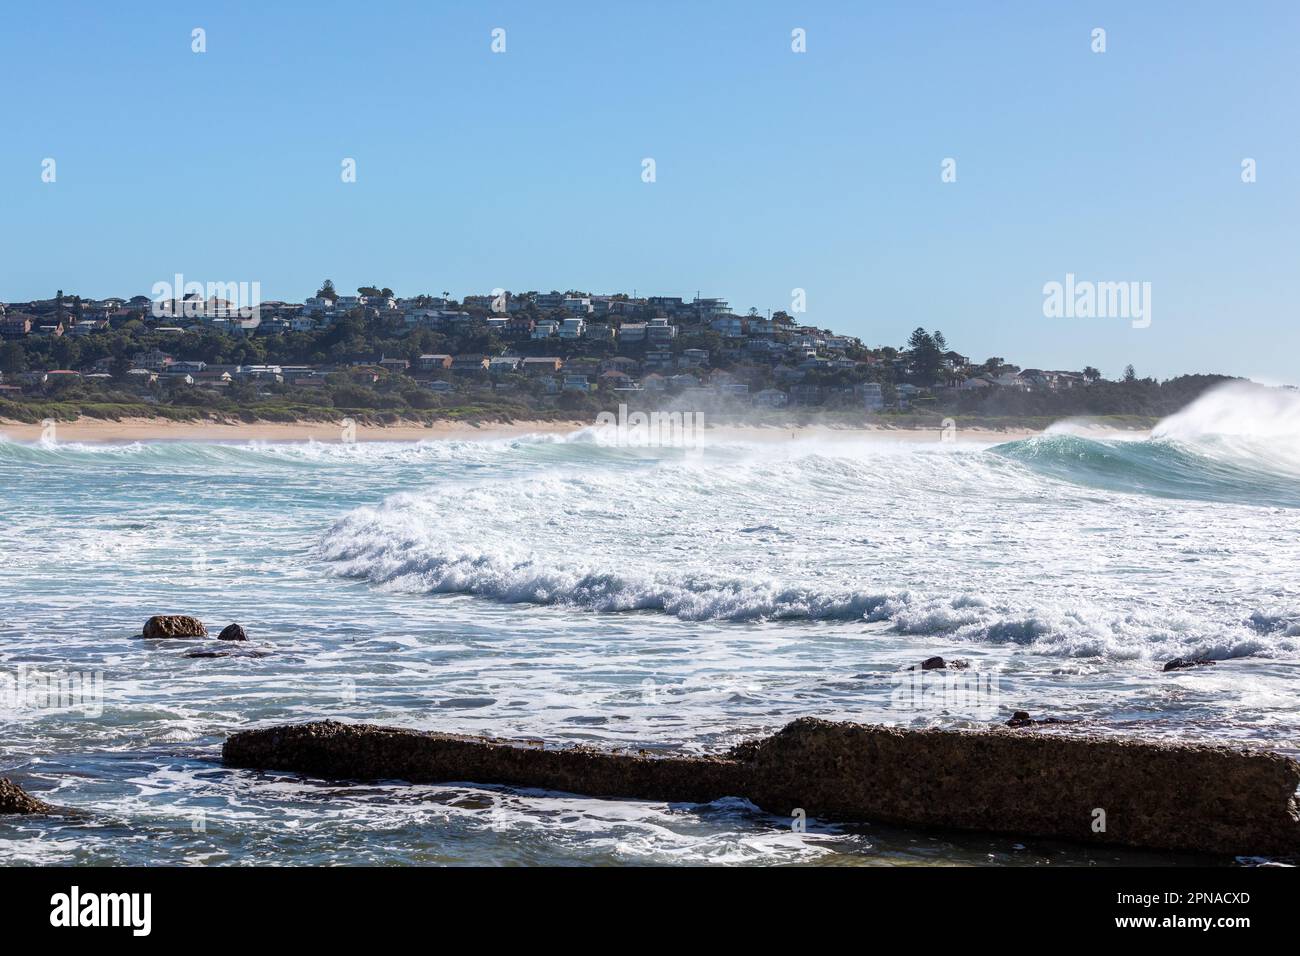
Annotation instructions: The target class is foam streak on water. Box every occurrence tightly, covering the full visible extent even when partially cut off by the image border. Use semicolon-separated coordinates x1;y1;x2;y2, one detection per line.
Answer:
1;385;1298;865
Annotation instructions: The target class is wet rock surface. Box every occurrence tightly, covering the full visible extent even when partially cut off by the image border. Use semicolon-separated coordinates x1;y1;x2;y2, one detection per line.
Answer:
1164;657;1217;672
911;656;970;671
218;623;248;642
741;719;1300;857
225;719;744;805
0;778;53;815
141;615;207;639
223;716;1300;856
185;648;272;659
1005;710;1075;728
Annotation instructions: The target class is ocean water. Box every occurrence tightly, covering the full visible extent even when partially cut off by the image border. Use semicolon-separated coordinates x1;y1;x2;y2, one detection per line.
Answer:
1;382;1298;866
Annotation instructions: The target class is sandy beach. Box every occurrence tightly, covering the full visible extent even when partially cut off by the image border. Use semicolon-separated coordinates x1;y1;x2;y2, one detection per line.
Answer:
0;417;588;444
0;416;1099;445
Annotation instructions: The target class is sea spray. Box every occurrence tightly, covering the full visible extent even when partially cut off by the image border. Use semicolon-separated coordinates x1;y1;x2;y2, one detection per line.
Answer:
5;413;1300;866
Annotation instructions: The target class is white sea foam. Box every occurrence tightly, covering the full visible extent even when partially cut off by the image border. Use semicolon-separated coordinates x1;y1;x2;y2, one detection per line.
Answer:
320;435;1300;660
5;402;1300;866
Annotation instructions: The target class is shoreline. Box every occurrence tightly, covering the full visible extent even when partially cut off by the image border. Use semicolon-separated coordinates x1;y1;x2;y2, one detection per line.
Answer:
0;417;590;444
0;416;1143;444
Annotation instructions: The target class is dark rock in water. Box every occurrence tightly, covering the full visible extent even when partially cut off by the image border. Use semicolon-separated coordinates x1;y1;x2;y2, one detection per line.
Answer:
142;615;207;639
0;778;52;814
226;719;743;806
1006;711;1073;728
223;716;1300;857
218;623;248;642
1164;657;1217;672
185;649;271;659
911;656;971;671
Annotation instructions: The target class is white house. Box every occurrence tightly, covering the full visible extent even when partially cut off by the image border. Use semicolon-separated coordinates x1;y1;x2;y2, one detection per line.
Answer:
646;317;677;344
858;382;884;410
618;322;647;344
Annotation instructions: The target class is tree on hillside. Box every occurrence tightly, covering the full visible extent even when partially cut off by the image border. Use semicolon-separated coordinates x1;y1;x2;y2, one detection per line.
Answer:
905;327;944;384
0;342;26;374
1123;364;1137;383
1083;366;1101;383
316;279;338;301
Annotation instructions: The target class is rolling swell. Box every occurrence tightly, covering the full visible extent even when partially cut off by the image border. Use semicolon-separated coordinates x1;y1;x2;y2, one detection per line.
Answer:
992;383;1300;508
990;433;1300;508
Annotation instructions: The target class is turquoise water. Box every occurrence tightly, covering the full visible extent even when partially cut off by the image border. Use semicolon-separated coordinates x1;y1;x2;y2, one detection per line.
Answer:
2;386;1298;865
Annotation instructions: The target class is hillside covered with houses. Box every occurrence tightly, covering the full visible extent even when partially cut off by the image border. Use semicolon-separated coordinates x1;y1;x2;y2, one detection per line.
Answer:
0;285;1229;425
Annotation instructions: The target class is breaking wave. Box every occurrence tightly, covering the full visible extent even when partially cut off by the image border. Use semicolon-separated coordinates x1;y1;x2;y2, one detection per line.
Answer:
321;514;1298;660
993;383;1300;508
321;538;888;622
317;382;1300;660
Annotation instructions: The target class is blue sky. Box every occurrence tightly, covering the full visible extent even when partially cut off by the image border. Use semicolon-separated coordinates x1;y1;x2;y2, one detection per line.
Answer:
2;1;1297;381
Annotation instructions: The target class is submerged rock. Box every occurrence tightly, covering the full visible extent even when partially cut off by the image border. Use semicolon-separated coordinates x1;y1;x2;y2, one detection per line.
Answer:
142;615;207;639
223;716;1300;857
911;656;970;671
0;778;53;815
1164;657;1217;672
218;623;248;642
1005;710;1073;728
185;649;271;659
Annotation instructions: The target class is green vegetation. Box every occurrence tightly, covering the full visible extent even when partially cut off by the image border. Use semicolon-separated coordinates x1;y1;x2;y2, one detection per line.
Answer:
0;294;1241;429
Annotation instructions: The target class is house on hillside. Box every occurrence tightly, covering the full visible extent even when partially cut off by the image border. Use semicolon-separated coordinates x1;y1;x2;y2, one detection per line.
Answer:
520;357;563;375
451;355;490;374
645;317;677;344
617;322;646;344
416;354;452;372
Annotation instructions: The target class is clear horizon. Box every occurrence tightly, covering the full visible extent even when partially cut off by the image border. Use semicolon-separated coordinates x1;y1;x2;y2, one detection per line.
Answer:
2;1;1297;383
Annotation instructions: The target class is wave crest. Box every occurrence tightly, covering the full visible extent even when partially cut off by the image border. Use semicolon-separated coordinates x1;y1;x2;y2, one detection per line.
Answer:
322;524;887;622
321;505;1298;660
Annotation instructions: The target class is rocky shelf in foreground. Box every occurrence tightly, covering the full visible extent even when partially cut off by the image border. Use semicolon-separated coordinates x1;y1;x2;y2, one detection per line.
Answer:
223;717;1300;857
